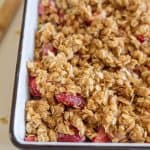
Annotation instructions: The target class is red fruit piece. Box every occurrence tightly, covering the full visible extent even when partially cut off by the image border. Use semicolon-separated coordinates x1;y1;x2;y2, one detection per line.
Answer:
93;127;111;143
58;9;64;19
58;134;85;142
38;1;44;16
55;93;85;109
147;66;150;71
42;43;57;55
57;10;65;25
59;12;64;19
29;76;41;97
24;135;36;142
85;19;92;26
38;0;56;16
136;35;146;43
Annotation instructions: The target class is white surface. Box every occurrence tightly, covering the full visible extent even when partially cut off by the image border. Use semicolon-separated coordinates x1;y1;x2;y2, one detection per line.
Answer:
14;0;38;144
0;2;24;150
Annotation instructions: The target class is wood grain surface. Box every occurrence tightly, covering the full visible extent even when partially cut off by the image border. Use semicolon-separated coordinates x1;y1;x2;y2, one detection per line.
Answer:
0;0;21;41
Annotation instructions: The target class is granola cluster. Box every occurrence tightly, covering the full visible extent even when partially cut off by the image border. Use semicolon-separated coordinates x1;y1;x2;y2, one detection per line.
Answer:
25;0;150;143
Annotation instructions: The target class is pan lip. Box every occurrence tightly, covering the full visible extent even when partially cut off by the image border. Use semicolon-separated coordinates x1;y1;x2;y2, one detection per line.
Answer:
9;0;28;148
9;0;150;149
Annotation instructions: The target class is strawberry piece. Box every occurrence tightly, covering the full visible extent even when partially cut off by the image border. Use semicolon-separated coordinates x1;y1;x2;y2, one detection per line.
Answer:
58;134;85;142
57;10;65;25
55;93;85;109
38;1;44;16
136;35;146;43
38;0;56;16
147;66;150;71
24;135;36;142
29;76;41;97
85;19;92;26
59;12;64;19
58;9;64;19
93;127;111;143
42;43;57;55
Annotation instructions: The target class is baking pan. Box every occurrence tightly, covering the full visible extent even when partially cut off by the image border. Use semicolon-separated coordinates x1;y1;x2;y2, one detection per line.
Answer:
9;0;150;149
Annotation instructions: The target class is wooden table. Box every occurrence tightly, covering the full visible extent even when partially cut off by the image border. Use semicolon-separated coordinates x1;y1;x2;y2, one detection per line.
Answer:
0;2;24;149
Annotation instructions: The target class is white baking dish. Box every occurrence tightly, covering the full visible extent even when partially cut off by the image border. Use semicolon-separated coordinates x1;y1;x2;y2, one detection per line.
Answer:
9;0;150;149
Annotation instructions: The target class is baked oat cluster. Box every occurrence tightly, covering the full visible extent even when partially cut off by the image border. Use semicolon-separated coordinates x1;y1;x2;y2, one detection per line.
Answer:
25;0;150;143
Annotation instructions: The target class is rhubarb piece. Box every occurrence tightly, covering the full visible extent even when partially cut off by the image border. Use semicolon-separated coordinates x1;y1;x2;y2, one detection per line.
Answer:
55;93;85;109
29;76;41;97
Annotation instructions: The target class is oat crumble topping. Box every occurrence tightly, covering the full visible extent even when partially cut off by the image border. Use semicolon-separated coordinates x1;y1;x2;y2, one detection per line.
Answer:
25;0;150;143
